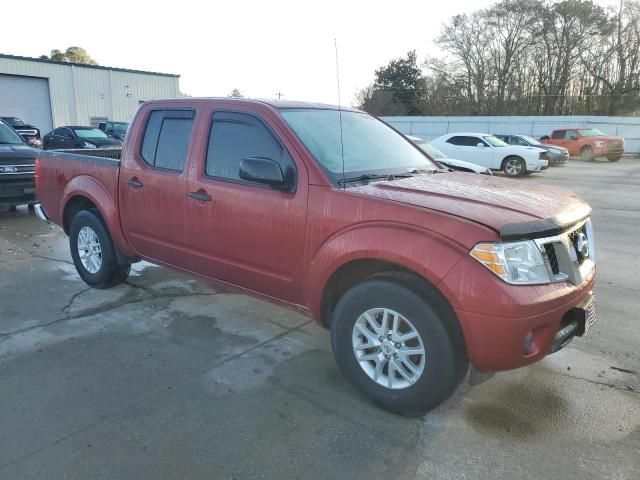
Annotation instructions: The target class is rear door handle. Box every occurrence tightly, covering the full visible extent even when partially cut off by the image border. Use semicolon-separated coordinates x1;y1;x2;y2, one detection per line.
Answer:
188;191;212;202
126;178;143;188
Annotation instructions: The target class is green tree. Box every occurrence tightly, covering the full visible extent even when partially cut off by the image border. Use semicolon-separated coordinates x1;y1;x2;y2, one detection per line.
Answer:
357;51;427;115
43;47;98;65
229;88;243;98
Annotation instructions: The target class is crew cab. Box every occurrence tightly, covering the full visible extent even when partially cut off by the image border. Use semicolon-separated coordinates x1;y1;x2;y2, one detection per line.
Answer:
0;118;38;209
430;133;549;177
34;99;597;415
540;128;624;162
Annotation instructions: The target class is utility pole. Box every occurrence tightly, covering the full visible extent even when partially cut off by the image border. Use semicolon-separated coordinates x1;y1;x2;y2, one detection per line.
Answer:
275;91;284;100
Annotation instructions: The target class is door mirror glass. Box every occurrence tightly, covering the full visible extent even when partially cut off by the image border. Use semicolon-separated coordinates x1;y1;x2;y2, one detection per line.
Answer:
239;157;289;190
476;142;485;148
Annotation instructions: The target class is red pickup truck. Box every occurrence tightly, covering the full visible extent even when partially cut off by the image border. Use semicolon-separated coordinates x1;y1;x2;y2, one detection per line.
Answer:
34;98;597;415
541;128;624;162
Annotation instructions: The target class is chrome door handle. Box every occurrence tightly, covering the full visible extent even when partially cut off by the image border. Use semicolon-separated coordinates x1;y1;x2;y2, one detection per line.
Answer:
188;191;212;202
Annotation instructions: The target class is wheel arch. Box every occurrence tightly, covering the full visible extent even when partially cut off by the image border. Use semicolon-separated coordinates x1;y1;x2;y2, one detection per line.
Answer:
61;176;134;257
303;224;466;328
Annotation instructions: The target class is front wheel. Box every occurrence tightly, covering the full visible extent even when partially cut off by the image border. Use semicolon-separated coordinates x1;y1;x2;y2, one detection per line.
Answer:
330;274;467;416
503;157;526;177
581;146;594;161
69;209;130;288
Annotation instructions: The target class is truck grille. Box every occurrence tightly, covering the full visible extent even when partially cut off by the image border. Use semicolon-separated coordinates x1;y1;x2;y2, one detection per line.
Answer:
544;243;560;274
0;163;35;176
535;219;595;285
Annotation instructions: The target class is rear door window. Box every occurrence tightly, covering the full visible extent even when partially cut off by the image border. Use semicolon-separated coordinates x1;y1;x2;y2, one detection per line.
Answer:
140;110;194;171
552;130;566;139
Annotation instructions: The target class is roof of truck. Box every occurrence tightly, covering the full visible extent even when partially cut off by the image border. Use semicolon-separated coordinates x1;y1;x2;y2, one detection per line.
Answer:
144;97;362;112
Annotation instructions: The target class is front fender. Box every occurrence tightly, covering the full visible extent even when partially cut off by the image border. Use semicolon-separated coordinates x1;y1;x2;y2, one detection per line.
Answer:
302;222;465;321
61;175;133;257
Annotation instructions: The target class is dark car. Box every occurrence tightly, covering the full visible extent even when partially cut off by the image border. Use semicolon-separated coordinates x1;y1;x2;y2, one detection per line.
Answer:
0;118;38;209
98;121;129;140
0;116;42;148
43;126;122;150
495;134;569;165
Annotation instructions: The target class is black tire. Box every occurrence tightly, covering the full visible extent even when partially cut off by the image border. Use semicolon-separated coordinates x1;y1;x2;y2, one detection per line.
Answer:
607;154;622;162
330;272;467;416
581;146;594;161
502;156;526;177
69;209;130;289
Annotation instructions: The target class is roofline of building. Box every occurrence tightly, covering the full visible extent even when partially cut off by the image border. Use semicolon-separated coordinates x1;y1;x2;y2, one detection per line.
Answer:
0;53;180;78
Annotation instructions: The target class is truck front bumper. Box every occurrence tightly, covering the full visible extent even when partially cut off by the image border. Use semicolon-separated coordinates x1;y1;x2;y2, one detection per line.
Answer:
440;257;596;372
0;180;37;207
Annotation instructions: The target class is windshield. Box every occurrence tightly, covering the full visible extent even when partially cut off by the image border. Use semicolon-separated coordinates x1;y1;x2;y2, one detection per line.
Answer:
0;121;25;144
112;123;128;132
418;142;447;160
280;109;436;180
483;135;508;147
578;128;605;137
73;128;108;139
521;135;542;146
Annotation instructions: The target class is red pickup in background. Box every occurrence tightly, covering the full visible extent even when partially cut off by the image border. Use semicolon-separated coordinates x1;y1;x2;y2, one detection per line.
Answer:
541;128;625;162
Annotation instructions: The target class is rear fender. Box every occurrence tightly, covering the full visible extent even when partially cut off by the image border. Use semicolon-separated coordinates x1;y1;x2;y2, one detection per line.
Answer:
61;175;134;257
303;223;465;321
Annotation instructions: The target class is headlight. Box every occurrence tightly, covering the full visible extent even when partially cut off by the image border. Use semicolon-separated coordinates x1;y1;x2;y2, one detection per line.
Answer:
595;141;604;147
82;141;97;149
470;240;551;284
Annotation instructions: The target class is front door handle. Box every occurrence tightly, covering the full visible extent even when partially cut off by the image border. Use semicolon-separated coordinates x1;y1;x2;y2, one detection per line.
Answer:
126;178;143;188
188;191;212;202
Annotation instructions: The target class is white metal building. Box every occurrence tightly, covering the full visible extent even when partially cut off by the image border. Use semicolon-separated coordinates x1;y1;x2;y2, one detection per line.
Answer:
0;53;180;134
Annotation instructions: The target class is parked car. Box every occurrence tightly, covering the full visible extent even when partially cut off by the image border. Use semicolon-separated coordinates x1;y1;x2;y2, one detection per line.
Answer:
406;136;492;174
98;121;129;140
430;133;549;177
0;116;42;148
495;134;569;165
43;126;122;150
34;98;596;416
0;118;38;209
540;128;624;162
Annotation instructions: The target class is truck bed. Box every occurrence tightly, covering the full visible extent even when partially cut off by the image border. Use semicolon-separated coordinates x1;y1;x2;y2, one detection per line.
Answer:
37;151;121;229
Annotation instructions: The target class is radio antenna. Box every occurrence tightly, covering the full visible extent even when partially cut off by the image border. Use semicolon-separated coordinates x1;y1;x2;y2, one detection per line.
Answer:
334;38;345;189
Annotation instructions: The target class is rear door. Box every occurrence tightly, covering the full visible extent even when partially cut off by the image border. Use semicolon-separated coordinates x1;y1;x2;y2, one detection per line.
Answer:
184;108;308;302
119;108;196;266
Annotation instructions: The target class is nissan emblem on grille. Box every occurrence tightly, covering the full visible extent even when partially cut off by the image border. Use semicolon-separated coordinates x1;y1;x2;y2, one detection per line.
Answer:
574;232;589;259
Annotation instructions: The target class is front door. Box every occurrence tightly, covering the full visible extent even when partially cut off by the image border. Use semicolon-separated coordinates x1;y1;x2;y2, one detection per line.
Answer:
119;108;196;267
185;109;308;302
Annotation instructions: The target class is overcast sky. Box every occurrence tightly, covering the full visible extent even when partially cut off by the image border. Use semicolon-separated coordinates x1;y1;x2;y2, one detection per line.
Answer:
5;0;620;106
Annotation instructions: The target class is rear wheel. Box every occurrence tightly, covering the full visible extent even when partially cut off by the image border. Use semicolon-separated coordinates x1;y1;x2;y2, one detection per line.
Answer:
502;156;526;177
581;146;594;161
330;273;467;416
69;209;130;288
607;154;622;162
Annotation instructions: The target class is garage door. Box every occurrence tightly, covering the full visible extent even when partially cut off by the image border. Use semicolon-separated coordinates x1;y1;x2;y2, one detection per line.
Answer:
0;74;53;134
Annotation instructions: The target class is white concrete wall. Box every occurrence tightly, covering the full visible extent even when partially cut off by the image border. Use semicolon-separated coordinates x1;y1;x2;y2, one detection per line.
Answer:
0;55;179;132
383;115;640;154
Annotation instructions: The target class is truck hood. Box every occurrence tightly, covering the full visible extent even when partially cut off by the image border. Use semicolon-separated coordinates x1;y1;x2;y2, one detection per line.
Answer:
0;144;39;162
350;172;591;240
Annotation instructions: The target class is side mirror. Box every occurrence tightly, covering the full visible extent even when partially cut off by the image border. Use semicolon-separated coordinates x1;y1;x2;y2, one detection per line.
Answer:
477;142;485;148
239;157;291;191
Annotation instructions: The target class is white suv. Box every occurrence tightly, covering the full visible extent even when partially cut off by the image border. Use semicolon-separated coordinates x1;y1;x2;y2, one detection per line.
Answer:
430;133;549;177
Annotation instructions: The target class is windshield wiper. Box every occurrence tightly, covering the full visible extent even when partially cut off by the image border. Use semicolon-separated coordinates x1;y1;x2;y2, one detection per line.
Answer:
408;167;440;174
337;173;414;185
